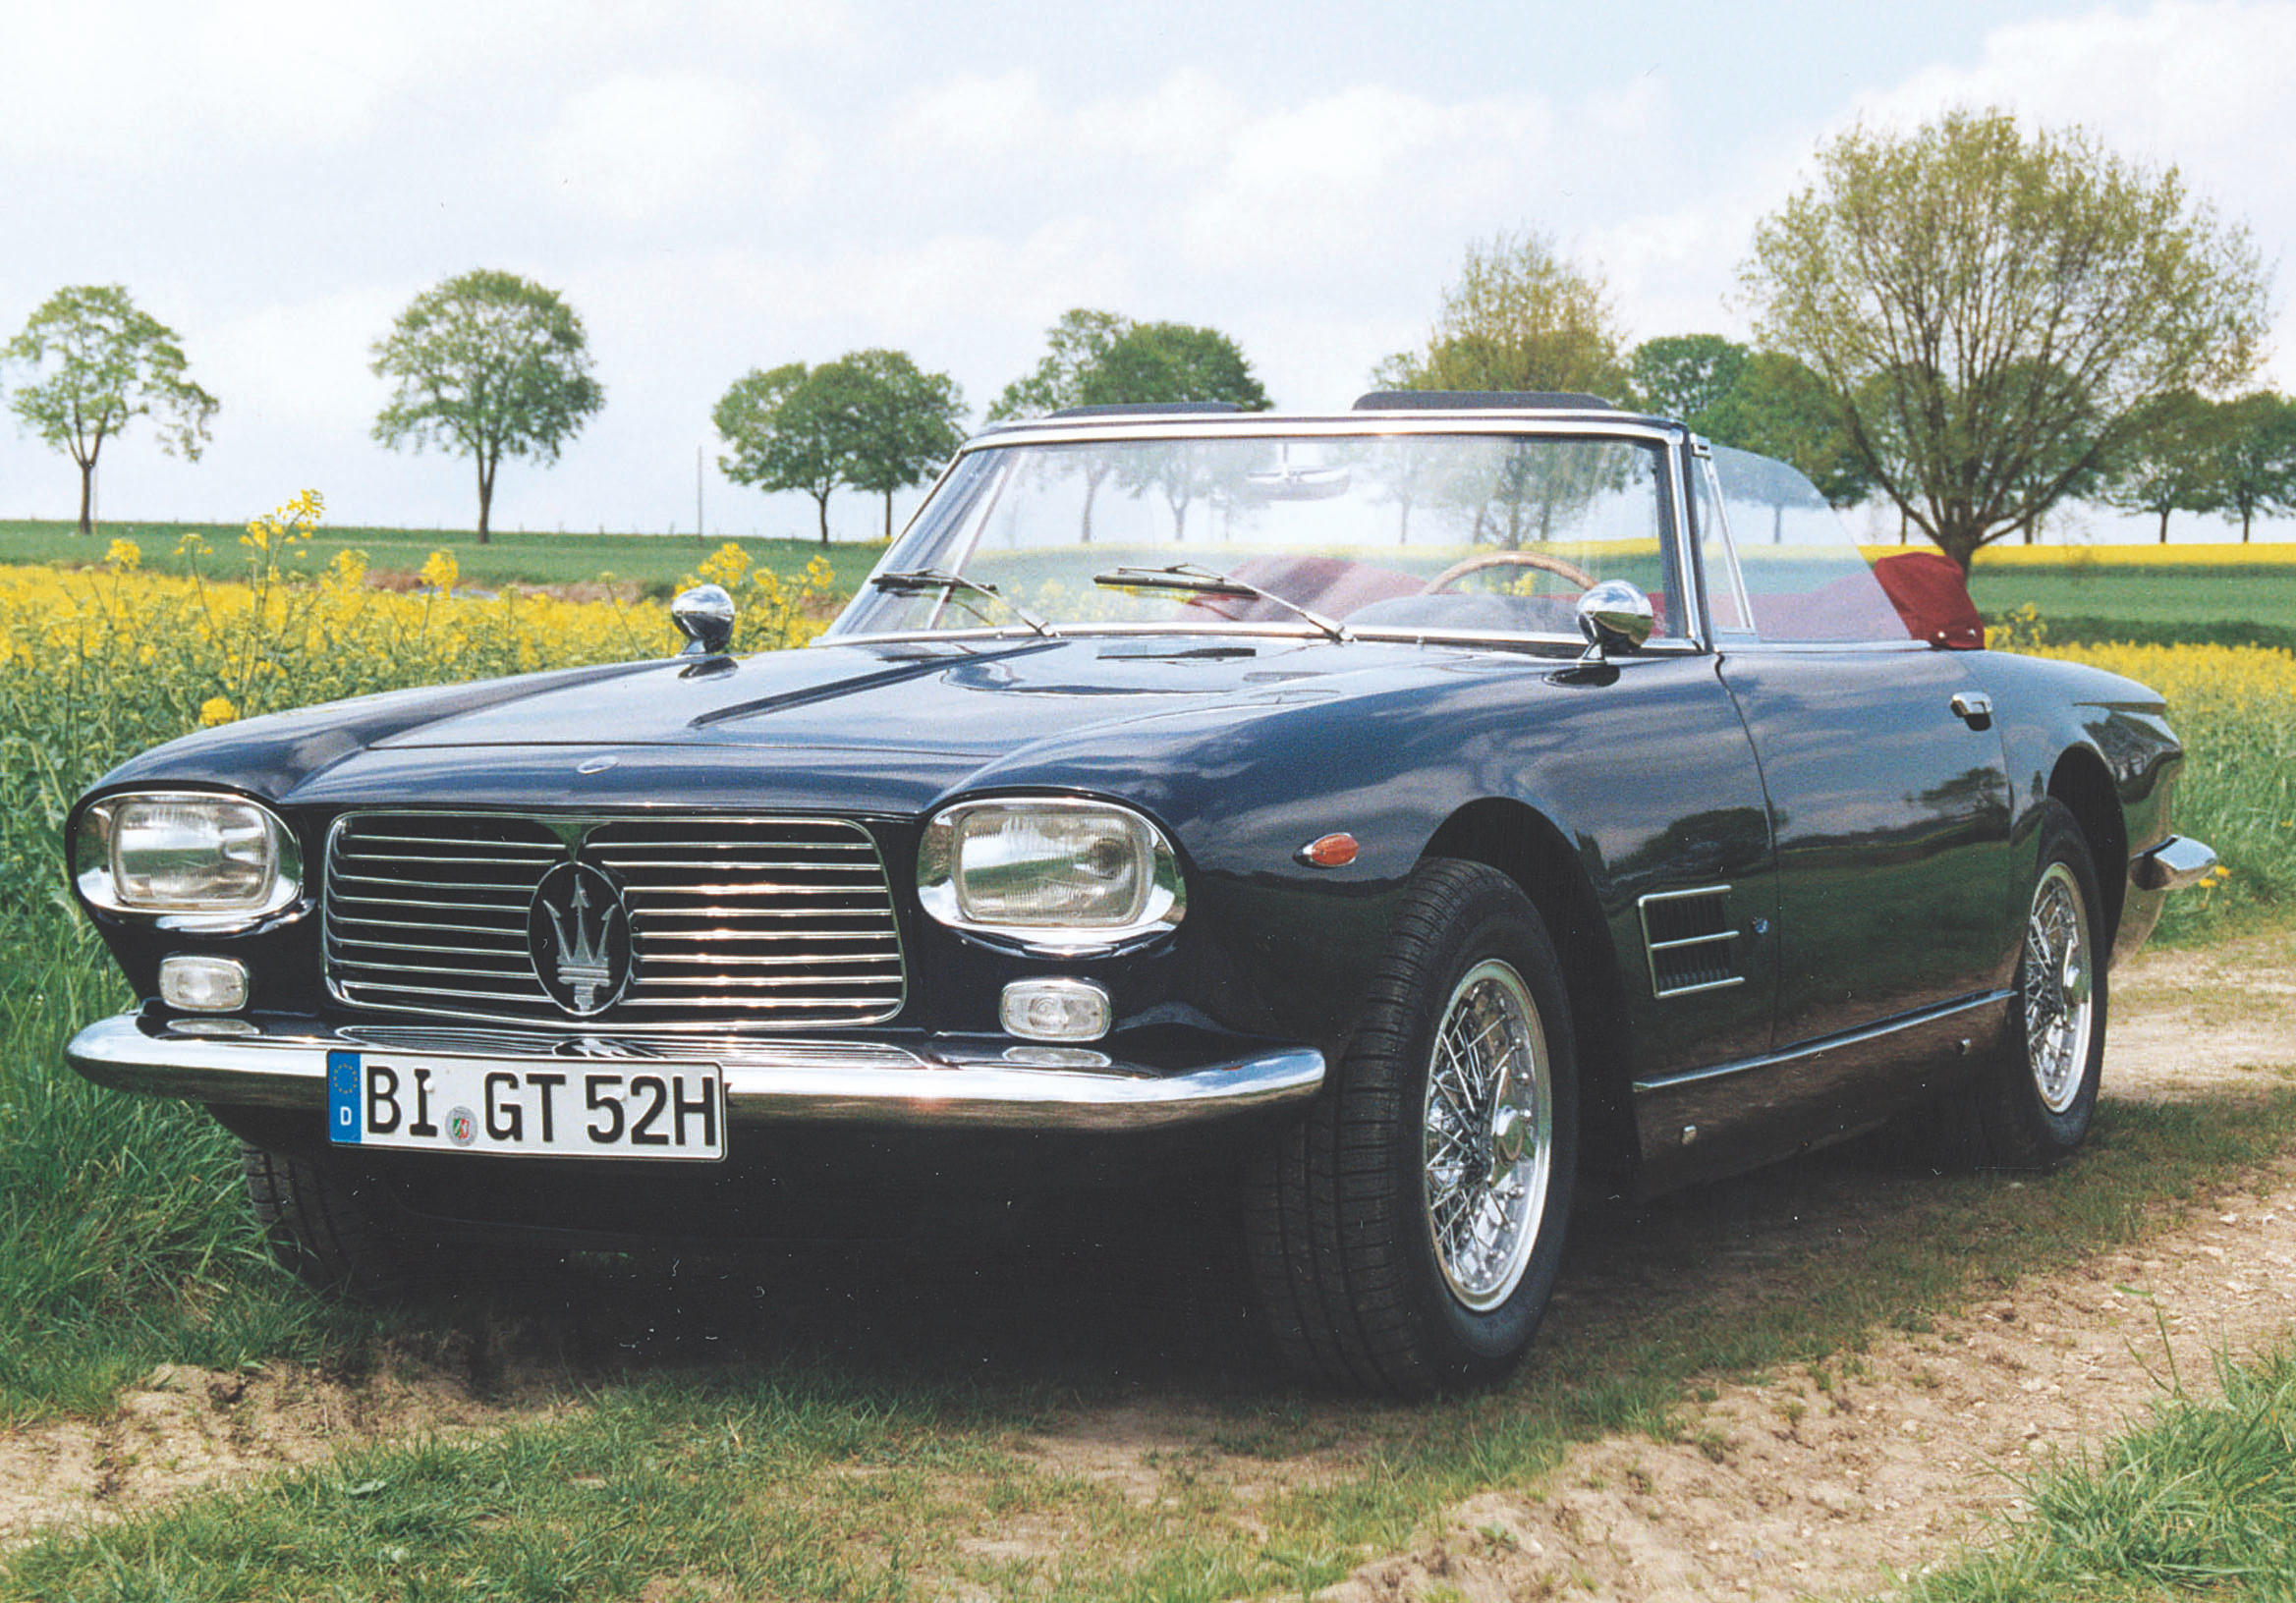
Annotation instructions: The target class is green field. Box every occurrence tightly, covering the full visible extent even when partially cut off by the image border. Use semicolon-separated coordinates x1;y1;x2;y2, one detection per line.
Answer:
1967;563;2296;650
0;518;887;597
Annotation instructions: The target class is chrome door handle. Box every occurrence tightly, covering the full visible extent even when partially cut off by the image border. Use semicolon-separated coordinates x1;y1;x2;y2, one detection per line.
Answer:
1950;691;1993;729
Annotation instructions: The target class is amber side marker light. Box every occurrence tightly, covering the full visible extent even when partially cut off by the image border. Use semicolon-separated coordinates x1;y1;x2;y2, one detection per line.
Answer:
1297;833;1360;868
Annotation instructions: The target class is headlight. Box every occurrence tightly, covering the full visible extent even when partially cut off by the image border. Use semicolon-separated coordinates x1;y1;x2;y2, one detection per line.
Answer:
74;792;303;922
919;799;1184;950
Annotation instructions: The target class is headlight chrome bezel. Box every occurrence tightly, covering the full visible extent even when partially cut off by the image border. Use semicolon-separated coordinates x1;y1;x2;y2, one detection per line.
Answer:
918;797;1185;953
74;791;304;927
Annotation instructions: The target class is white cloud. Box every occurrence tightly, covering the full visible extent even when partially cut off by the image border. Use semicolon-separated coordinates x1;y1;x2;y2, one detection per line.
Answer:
883;71;1055;164
534;73;820;222
199;287;406;440
1179;85;1556;277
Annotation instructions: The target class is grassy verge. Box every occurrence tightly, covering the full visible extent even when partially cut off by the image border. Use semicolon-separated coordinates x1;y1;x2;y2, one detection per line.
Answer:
5;1082;2295;1600
0;518;887;596
1895;1340;2296;1602
0;913;359;1421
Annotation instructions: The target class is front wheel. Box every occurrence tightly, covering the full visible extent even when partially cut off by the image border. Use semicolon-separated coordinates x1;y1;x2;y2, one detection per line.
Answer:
1921;800;2108;1170
240;1142;446;1296
1244;860;1578;1394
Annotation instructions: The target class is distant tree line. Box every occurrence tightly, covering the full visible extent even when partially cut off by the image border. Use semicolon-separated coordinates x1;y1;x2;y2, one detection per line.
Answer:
2;105;2283;564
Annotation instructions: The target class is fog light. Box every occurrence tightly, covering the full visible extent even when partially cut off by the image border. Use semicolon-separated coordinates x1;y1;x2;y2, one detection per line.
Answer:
159;954;249;1013
1000;977;1112;1042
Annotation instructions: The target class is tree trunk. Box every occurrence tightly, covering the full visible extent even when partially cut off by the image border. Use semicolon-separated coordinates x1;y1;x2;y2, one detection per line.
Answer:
476;457;495;546
2157;507;2170;544
882;491;894;543
815;489;832;545
2243;507;2254;542
77;457;96;537
1081;467;1106;544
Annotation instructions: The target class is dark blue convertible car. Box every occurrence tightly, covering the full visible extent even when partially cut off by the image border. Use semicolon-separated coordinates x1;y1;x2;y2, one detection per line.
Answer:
64;395;2215;1393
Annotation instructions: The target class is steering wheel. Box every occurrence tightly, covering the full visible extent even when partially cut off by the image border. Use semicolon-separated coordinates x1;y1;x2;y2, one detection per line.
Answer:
1424;550;1599;593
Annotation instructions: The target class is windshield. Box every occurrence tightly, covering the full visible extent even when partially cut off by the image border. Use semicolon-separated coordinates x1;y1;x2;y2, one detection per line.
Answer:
830;430;1685;643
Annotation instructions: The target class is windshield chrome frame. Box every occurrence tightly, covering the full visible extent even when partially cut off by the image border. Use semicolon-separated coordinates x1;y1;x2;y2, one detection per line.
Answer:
823;413;1708;655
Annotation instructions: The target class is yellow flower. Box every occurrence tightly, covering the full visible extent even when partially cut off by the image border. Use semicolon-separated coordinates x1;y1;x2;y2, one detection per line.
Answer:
198;695;238;727
419;550;459;594
696;542;753;591
105;538;142;572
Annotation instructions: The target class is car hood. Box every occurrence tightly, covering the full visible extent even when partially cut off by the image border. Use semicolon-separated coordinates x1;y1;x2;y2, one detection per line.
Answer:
208;634;1550;817
367;636;1401;756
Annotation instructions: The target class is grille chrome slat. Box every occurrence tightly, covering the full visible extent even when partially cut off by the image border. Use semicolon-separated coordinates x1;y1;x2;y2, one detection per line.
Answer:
335;938;532;961
333;871;544;894
326;811;906;1029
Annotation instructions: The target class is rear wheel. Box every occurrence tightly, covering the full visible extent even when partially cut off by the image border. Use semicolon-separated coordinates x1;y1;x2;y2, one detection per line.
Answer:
1922;800;2107;1170
1244;860;1578;1394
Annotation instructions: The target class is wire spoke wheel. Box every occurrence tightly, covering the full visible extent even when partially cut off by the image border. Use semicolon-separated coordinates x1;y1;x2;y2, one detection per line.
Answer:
1421;959;1551;1311
2024;860;2094;1115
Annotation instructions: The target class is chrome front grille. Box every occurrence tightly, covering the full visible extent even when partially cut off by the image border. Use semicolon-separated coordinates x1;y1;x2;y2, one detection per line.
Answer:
324;812;906;1029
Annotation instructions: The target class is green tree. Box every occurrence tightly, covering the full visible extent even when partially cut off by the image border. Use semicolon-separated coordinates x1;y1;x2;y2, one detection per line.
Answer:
370;269;604;545
1385;233;1629;398
2;285;217;536
991;311;1269;540
1087;320;1270;411
2102;390;2227;543
987;308;1132;420
1627;334;1749;428
713;362;856;545
1744;107;2268;570
2211;391;2296;543
1703;351;1875;509
831;349;969;540
990;310;1270;418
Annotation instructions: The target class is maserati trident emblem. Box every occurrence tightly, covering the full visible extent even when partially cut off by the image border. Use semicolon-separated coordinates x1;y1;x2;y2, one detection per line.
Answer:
528;860;634;1016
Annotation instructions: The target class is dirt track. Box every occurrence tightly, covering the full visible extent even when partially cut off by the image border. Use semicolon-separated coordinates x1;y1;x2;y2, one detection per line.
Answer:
3;933;2291;1601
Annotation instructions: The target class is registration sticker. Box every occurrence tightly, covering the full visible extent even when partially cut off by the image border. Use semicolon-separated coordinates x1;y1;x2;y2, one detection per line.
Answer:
327;1050;725;1160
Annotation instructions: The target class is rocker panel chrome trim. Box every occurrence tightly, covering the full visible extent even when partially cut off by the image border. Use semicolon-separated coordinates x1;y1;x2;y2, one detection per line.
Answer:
1631;989;2014;1095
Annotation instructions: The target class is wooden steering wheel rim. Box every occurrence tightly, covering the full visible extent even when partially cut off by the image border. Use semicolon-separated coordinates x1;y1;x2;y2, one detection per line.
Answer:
1423;550;1599;592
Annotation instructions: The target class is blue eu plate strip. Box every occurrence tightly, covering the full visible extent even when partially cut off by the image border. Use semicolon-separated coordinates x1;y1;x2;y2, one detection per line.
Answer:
327;1050;362;1144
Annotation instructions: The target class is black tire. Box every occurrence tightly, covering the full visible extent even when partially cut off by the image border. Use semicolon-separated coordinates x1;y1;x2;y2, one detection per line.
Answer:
1243;859;1579;1395
1922;800;2108;1171
240;1142;443;1296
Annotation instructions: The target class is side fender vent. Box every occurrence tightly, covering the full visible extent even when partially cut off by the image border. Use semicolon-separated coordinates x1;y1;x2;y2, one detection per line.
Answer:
1638;886;1744;999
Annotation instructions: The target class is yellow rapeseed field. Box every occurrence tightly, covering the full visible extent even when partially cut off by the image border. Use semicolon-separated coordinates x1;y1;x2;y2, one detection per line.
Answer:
0;494;836;912
2013;636;2296;933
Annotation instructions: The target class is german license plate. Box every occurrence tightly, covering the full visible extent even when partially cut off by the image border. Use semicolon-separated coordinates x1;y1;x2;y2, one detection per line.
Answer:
326;1050;725;1160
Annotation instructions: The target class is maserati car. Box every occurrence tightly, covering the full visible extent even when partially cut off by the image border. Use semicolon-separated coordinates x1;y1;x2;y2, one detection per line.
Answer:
64;393;2215;1395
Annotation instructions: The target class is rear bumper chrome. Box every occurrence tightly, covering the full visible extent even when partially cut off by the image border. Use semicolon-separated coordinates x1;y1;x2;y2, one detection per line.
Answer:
65;1014;1324;1133
2131;834;2218;892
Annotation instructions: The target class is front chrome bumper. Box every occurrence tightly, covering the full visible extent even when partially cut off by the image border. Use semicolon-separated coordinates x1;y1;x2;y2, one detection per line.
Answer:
65;1014;1325;1133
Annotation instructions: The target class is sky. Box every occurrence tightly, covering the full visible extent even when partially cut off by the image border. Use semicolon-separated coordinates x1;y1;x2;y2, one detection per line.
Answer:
1;0;2291;546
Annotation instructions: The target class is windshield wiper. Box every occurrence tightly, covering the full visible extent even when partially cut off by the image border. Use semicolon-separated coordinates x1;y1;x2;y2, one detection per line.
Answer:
1093;563;1350;644
870;568;1055;637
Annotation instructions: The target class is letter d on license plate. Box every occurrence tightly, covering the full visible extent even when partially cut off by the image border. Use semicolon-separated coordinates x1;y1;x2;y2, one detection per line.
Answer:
327;1050;725;1160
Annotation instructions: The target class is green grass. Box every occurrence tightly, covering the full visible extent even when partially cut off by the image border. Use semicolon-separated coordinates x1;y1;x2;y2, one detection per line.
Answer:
1895;1340;2296;1603
1969;565;2296;643
0;518;887;596
0;913;359;1421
